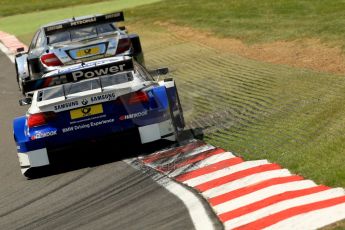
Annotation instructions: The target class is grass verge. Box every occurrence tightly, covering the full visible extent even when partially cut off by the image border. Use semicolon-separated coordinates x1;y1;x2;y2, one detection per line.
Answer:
126;0;345;49
0;0;162;44
0;0;111;17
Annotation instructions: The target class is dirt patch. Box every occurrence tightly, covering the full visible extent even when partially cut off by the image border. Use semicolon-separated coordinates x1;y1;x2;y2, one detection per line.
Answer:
154;21;345;75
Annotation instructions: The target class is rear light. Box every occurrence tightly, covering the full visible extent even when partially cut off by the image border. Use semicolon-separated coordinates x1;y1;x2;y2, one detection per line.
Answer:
117;91;149;105
115;38;131;55
127;91;149;104
40;53;63;67
27;112;56;128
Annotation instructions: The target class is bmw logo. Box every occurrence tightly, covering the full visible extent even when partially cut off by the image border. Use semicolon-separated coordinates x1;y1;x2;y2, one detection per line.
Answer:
82;99;89;105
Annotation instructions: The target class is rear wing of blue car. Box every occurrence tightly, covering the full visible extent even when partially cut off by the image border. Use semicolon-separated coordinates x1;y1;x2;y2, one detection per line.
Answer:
22;58;134;93
43;11;125;36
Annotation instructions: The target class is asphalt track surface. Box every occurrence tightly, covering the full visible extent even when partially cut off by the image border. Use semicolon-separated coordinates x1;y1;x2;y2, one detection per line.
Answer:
0;51;197;229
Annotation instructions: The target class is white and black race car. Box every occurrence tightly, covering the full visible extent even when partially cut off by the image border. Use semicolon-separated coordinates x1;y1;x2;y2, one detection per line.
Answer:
13;56;185;178
15;11;144;94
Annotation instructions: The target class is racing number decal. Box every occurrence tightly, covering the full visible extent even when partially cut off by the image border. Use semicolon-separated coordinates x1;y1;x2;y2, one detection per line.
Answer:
70;104;103;119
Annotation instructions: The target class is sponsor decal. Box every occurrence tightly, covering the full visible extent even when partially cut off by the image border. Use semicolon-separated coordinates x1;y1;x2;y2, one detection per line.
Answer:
119;111;148;121
54;101;79;111
62;118;114;133
81;99;89;106
105;12;121;20
70;104;103;119
81;107;91;115
70;17;96;26
45;24;63;32
31;130;57;140
70;114;106;125
84;49;91;54
52;92;117;112
72;64;126;81
91;92;116;102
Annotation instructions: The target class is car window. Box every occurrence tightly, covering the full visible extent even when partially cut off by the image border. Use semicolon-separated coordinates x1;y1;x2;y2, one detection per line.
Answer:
47;23;116;44
48;31;70;44
70;26;97;40
29;30;40;51
38;86;64;101
64;78;101;96
35;31;46;48
100;72;133;87
97;23;115;34
38;72;133;101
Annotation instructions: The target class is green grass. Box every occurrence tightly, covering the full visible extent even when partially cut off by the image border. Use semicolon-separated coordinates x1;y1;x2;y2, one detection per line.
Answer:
125;0;345;48
0;0;111;17
5;0;345;48
128;21;345;189
0;0;162;44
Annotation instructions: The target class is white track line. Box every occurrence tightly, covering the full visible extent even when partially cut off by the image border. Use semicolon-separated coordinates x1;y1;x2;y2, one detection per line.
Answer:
184;160;269;187
265;202;345;230
214;180;316;214
224;188;345;229
124;158;216;230
203;169;292;198
169;151;236;177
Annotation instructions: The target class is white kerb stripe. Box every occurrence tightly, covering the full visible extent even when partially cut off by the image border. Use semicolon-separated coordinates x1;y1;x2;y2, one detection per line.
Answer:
169;152;236;177
264;200;345;230
214;180;316;215
147;144;215;168
124;158;215;230
224;188;345;229
184;160;269;187
203;169;292;198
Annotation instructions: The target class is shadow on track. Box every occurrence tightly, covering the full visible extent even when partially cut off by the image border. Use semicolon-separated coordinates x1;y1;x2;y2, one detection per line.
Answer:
25;128;204;179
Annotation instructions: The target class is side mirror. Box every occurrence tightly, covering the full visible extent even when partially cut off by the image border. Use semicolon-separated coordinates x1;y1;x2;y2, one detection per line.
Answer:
16;47;25;53
19;97;32;106
119;26;126;31
156;67;169;75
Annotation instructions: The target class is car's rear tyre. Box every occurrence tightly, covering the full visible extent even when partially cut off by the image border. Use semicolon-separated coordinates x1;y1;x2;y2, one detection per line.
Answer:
23;168;38;180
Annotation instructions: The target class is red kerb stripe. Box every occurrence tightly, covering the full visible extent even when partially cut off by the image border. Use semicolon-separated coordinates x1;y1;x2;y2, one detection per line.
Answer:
219;185;330;223
195;163;282;192
234;195;345;230
209;175;304;206
175;157;243;182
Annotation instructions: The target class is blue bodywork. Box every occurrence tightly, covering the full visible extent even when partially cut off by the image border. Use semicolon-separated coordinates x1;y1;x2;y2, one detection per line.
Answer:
13;85;179;154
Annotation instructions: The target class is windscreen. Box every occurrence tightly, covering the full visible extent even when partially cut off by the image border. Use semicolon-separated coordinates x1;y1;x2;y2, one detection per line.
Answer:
48;23;116;44
37;72;133;101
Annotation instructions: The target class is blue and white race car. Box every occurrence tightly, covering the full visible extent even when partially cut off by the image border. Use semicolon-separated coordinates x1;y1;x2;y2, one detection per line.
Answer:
13;56;184;178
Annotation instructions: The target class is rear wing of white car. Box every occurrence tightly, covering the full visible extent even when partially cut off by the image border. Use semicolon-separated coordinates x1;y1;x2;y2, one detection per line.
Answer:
22;57;134;93
43;11;125;36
